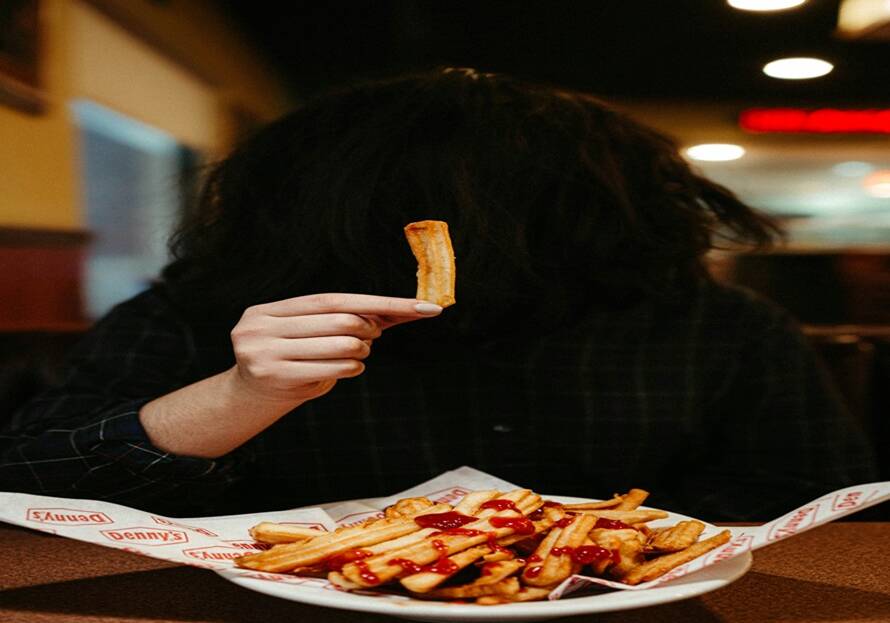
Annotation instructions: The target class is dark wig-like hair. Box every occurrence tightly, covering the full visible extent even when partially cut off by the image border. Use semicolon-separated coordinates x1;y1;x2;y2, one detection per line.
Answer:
162;68;779;339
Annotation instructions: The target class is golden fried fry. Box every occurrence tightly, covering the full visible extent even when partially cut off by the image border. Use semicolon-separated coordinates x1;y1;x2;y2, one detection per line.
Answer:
399;545;491;593
476;586;552;604
570;509;668;523
613;488;650;511
341;490;541;587
426;577;520;599
243;487;737;604
622;529;732;585
522;514;597;588
327;571;361;590
561;496;622;510
648;520;705;553
473;559;525;586
453;490;502;514
404;220;456;308
385;497;434;518
235;503;451;572
249;522;323;544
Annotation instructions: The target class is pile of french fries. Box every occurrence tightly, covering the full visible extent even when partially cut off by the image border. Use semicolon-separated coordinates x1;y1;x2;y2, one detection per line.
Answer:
234;488;730;604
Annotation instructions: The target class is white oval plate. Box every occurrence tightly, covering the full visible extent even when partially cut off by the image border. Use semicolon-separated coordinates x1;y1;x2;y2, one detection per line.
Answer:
217;496;751;622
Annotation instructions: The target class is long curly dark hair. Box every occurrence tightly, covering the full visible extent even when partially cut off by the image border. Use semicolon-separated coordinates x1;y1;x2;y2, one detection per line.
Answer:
162;68;779;340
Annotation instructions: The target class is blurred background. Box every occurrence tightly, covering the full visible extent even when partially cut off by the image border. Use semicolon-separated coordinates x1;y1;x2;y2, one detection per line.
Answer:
0;0;887;474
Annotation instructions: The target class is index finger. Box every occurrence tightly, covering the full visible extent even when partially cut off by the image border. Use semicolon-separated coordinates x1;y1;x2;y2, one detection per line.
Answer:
258;293;442;319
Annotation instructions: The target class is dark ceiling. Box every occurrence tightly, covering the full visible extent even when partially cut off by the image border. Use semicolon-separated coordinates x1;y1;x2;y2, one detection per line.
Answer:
216;0;890;105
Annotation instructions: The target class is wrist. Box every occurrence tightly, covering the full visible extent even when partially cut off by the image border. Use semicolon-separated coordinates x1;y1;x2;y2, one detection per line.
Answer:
222;366;308;411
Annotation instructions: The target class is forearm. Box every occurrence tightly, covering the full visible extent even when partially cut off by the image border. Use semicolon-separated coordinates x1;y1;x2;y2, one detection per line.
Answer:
139;367;307;459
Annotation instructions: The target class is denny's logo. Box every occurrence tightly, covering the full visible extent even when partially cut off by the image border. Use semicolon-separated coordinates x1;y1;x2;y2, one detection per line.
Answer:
767;505;819;541
101;526;188;546
183;546;246;562
27;508;113;525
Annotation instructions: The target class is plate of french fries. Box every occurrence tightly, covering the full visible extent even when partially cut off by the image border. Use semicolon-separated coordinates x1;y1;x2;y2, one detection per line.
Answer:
223;487;750;621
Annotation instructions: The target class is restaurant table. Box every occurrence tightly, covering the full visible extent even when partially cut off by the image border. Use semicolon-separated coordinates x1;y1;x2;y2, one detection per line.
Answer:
1;522;888;622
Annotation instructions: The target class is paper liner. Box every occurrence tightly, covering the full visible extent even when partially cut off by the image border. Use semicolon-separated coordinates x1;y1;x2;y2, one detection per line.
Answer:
1;467;887;601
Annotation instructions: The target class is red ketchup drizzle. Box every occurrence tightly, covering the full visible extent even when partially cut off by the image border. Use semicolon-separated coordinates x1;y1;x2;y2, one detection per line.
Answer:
388;558;423;574
431;540;449;555
354;561;381;585
527;554;542;563
489;516;535;535
430;528;484;538
480;499;521;513
324;549;373;571
530;501;561;520
554;515;576;528
571;545;621;565
525;565;543;578
594;518;633;530
480;562;500;576
426;558;459;575
414;511;476;530
550;546;574;557
485;532;509;553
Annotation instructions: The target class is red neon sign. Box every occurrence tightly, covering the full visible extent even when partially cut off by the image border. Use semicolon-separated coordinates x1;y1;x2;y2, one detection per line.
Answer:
739;108;890;134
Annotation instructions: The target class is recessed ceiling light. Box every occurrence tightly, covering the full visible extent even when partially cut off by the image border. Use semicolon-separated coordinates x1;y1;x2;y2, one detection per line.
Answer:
863;170;890;198
685;144;746;162
763;57;833;80
728;0;807;11
832;161;875;178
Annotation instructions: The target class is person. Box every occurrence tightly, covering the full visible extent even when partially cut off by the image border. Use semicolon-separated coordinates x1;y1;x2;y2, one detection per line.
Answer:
0;68;876;520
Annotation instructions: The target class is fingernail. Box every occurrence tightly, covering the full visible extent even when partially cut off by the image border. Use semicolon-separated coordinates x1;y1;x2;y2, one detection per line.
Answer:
414;302;443;315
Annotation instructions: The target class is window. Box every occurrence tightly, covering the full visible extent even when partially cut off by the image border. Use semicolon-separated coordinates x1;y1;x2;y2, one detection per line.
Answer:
71;99;200;318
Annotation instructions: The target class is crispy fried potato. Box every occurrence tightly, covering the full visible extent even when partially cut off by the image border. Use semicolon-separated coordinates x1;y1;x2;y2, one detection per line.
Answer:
400;545;490;593
622;530;732;585
235;503;451;572
385;497;434;518
426;577;520;599
613;488;650;511
243;486;737;604
404;220;456;307
561;496;622;510
342;490;542;587
522;514;597;588
570;509;668;523
476;586;552;604
648;520;705;553
249;522;323;544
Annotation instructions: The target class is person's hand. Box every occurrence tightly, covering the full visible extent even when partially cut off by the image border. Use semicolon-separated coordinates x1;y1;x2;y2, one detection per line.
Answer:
229;293;442;404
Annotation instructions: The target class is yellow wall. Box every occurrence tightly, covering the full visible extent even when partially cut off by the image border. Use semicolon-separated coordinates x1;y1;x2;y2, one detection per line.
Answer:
0;0;293;230
0;0;79;229
69;1;220;151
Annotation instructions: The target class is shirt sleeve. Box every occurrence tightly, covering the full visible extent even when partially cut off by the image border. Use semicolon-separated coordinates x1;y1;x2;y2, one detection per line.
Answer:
0;289;248;515
677;303;878;521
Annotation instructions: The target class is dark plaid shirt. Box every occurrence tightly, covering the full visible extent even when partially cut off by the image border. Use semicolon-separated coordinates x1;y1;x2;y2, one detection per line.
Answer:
0;281;876;520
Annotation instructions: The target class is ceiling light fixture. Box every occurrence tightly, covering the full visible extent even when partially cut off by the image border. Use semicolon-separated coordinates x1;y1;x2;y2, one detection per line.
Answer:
685;144;746;162
728;0;807;11
763;57;833;79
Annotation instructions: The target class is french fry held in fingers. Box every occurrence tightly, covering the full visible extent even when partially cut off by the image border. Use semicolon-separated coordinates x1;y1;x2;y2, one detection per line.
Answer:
234;487;738;604
404;220;456;308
